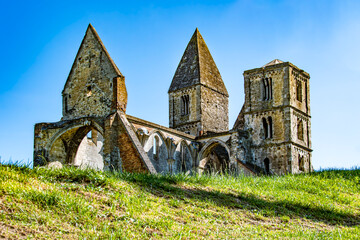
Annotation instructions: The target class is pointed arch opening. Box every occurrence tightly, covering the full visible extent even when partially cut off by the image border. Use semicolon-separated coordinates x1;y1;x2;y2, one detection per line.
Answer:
47;123;105;170
173;141;192;174
144;132;169;173
198;139;230;174
73;128;104;170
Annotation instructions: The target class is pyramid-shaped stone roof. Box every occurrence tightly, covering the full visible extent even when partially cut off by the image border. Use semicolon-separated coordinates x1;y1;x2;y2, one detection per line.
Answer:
262;59;283;68
168;28;228;96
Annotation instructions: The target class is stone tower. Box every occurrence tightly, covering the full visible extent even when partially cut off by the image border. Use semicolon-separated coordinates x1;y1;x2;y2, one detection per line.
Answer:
236;60;312;174
168;28;229;136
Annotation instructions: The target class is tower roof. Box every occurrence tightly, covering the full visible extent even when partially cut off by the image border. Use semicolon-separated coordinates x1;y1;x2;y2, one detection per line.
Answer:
262;59;284;67
168;28;228;96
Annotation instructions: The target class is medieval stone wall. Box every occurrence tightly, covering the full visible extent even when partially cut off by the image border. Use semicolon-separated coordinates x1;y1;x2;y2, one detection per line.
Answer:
289;67;310;115
243;110;285;145
169;86;201;135
290;145;312;173
244;66;288;112
239;61;312;175
62;26;123;120
200;86;229;134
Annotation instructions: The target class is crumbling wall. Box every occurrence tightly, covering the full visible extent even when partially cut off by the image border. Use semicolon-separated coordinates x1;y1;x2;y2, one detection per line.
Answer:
62;25;126;120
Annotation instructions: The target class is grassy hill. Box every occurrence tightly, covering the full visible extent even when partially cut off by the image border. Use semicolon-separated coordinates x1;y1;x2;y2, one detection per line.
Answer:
0;165;359;239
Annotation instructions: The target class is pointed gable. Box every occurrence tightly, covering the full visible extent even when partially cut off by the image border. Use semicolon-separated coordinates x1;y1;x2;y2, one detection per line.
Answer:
62;24;125;120
168;28;228;96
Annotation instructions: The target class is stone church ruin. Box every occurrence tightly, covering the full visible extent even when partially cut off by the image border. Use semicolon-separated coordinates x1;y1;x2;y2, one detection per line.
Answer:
34;24;312;175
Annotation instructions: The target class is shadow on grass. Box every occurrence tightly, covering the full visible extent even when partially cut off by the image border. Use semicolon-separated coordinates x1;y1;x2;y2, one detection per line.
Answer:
2;165;358;227
122;173;360;227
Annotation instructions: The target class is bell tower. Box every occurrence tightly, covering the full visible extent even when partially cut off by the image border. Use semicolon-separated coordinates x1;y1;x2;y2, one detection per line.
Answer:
237;60;312;174
168;28;229;136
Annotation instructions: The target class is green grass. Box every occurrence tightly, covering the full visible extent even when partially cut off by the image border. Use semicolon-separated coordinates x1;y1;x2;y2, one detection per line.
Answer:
0;165;359;239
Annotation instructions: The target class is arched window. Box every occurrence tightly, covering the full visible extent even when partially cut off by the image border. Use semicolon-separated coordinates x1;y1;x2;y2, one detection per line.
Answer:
264;158;270;174
263;117;273;139
268;116;273;138
181;95;190;116
262;78;273;101
297;119;304;141
296;80;302;102
262;118;268;139
262;78;268;100
298;155;304;172
153;136;159;160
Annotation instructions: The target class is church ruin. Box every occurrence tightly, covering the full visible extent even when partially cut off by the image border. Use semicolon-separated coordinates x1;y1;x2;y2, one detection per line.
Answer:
33;24;312;175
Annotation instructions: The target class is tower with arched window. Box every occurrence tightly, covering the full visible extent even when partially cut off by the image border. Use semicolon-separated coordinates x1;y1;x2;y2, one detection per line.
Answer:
234;59;312;174
168;28;229;136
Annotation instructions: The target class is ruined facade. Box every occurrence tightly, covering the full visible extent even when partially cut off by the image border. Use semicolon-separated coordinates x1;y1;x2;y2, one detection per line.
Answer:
34;24;312;175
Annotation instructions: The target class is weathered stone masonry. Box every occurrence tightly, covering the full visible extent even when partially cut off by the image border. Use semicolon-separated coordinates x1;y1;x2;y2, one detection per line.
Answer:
34;25;312;175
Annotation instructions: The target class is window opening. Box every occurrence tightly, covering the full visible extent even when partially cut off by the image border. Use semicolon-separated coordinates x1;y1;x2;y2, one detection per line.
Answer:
87;130;92;139
297;119;304;141
181;144;186;172
87;86;92;97
262;78;268;100
262;118;268;139
296;80;302;102
264;158;270;174
268;116;273;138
299;155;304;172
153;136;159;159
181;95;190;116
262;78;273;101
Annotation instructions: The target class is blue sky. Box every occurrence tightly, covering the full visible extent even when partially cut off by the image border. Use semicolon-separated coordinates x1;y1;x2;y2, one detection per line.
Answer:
1;0;359;169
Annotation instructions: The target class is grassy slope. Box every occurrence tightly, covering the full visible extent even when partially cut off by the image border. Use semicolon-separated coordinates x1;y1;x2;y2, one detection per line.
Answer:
0;165;359;239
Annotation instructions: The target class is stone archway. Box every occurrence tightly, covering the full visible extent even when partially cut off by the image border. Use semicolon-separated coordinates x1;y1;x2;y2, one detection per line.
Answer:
46;118;105;169
173;141;193;174
198;139;231;174
143;131;169;173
